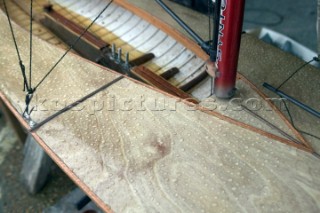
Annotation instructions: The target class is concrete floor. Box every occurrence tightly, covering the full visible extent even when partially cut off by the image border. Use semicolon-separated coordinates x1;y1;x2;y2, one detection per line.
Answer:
0;114;76;212
0;0;318;212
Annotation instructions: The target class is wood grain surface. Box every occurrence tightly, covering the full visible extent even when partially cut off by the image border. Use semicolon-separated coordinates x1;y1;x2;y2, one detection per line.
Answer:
0;0;67;49
195;76;308;147
239;34;320;154
6;0;308;147
0;9;320;213
37;0;208;89
48;0;310;148
37;80;320;213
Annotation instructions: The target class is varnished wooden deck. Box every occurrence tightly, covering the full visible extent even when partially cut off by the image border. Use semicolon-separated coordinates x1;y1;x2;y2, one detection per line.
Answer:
0;10;319;212
1;0;310;148
0;1;319;212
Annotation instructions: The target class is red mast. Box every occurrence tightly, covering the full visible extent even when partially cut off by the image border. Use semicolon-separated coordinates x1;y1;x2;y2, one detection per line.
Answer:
214;0;246;98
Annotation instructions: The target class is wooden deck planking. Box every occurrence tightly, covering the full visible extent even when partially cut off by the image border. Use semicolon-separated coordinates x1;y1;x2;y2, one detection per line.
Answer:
48;0;211;87
238;34;320;153
34;79;320;213
192;76;305;143
146;44;187;72
52;0;88;10
118;26;159;52
0;10;319;212
0;2;308;150
51;0;206;79
173;59;207;87
110;20;151;47
146;37;177;59
78;3;120;30
3;0;310;149
113;22;156;47
153;49;195;76
104;11;136;34
107;15;142;41
24;0;207;89
1;0;68;50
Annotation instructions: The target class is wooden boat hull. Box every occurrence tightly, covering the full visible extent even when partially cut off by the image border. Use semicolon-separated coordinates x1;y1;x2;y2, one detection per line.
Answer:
0;1;319;212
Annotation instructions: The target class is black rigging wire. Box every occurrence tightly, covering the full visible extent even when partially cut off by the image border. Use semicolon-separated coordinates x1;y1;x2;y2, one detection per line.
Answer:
2;0;22;62
281;99;320;141
208;0;212;42
276;57;317;90
241;104;303;144
268;56;320;142
31;75;124;131
33;0;114;91
208;0;215;96
29;0;33;89
2;0;30;92
208;0;212;95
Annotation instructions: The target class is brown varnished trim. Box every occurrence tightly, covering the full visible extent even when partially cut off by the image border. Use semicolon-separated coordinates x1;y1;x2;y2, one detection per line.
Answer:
0;88;314;213
31;133;115;213
10;0;305;150
40;46;313;153
125;76;312;152
0;84;313;154
132;66;199;104
0;72;313;213
0;2;315;211
0;92;114;213
238;74;311;149
200;106;313;153
110;0;312;151
0;67;313;155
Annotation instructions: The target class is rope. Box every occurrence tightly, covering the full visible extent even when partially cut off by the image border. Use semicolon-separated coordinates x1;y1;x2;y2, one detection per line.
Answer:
34;0;114;91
